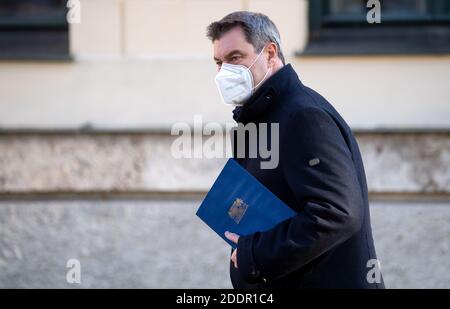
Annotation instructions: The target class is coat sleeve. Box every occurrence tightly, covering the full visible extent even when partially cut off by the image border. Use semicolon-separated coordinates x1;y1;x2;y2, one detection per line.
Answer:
236;107;365;283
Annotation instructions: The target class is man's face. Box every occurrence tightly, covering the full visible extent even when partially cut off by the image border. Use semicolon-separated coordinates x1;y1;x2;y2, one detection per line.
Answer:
213;26;269;88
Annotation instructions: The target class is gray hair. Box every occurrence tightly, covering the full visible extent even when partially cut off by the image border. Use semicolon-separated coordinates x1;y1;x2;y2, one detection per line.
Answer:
206;11;285;64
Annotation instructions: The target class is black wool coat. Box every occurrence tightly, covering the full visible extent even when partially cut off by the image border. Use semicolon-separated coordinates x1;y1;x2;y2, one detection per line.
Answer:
230;64;385;289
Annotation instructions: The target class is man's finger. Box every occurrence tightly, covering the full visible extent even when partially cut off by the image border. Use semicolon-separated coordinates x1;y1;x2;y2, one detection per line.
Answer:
231;249;238;268
225;231;240;244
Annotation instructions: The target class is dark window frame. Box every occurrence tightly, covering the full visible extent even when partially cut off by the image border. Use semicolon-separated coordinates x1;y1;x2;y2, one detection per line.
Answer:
0;2;70;60
302;0;450;56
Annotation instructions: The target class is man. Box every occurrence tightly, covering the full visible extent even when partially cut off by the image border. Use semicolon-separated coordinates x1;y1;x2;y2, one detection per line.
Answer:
206;11;384;288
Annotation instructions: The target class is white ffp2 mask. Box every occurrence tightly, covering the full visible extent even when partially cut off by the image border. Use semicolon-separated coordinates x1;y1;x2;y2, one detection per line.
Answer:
214;47;271;106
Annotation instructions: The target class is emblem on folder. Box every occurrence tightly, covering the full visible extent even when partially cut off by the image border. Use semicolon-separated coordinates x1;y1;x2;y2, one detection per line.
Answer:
228;198;249;224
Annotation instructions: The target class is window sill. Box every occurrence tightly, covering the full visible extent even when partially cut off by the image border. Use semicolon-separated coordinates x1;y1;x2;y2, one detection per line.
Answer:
0;29;70;61
299;25;450;56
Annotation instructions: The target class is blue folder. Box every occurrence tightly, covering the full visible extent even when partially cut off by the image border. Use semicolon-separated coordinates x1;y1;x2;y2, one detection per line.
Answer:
196;159;297;249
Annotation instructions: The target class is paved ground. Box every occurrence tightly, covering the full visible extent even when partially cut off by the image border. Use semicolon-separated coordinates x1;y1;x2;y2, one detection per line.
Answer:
0;198;449;288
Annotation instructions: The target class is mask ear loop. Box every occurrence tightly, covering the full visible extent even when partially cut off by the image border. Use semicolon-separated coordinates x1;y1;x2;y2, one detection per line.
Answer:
252;66;272;90
248;46;267;70
248;45;272;91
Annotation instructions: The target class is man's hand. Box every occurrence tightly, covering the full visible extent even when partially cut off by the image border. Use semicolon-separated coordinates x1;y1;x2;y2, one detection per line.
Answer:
225;231;240;268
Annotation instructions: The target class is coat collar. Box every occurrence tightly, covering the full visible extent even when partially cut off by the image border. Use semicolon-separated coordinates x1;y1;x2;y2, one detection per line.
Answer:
232;63;301;124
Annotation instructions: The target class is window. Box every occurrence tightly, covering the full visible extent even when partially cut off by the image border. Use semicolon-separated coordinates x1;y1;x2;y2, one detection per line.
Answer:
304;0;450;55
0;0;69;60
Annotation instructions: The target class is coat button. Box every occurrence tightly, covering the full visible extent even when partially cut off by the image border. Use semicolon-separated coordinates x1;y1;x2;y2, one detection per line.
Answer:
250;267;260;277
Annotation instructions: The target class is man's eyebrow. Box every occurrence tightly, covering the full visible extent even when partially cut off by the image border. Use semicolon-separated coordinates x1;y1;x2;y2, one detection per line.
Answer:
224;50;244;60
214;50;244;62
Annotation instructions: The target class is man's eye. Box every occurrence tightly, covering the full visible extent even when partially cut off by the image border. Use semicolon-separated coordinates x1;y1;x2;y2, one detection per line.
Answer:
231;56;240;62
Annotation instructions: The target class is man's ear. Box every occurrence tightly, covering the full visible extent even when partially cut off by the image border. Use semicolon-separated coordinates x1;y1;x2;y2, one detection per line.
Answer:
267;42;278;65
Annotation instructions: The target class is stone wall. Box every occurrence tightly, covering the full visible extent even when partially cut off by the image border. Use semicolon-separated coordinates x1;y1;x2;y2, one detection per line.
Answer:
0;198;448;288
1;132;449;194
0;132;449;288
